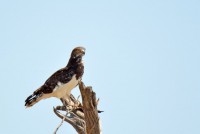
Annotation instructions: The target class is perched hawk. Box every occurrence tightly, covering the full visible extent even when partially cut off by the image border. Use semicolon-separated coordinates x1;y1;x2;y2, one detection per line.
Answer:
25;47;85;108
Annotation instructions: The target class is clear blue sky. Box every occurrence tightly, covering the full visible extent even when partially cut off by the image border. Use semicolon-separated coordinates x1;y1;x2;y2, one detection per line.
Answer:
0;0;199;134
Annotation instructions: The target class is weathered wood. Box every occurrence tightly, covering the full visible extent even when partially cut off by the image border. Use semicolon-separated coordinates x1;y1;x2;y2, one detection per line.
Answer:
53;81;101;134
79;82;101;134
53;107;86;134
53;94;86;134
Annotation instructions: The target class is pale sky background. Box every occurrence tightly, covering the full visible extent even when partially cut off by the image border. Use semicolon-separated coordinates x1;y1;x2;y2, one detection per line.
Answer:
0;0;200;134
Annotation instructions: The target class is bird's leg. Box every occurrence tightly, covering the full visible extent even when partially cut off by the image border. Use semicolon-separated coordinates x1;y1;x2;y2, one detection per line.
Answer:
67;94;82;110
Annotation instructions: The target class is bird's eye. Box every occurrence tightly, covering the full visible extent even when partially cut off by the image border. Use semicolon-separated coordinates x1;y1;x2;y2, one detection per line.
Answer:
82;50;85;55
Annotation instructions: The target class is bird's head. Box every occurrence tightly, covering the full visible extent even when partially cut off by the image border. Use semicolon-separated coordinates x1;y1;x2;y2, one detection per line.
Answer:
67;47;86;67
71;47;86;58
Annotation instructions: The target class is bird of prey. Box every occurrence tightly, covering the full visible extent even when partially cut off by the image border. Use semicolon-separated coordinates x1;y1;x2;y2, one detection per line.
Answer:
25;47;85;108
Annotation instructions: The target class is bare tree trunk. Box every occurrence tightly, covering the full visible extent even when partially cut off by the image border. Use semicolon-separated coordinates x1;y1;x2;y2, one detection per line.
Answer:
79;82;101;134
53;81;101;134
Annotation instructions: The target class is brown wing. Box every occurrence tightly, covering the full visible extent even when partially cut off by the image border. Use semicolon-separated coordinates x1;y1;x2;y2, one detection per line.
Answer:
25;67;75;106
34;67;75;94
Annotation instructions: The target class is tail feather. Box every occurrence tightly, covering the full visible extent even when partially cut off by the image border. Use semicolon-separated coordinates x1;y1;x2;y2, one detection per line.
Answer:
25;94;33;102
25;92;42;107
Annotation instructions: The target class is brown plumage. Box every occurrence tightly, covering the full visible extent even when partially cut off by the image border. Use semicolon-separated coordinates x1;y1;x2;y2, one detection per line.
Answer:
25;47;85;107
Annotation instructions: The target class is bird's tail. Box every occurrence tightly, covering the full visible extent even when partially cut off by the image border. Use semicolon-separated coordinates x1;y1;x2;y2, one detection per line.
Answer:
25;89;43;108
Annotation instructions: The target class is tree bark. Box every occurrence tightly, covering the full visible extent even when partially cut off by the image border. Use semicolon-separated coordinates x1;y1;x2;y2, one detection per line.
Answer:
53;81;101;134
79;82;101;134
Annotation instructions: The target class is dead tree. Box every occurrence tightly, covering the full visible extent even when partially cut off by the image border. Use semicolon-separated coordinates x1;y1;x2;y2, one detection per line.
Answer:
53;81;102;134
